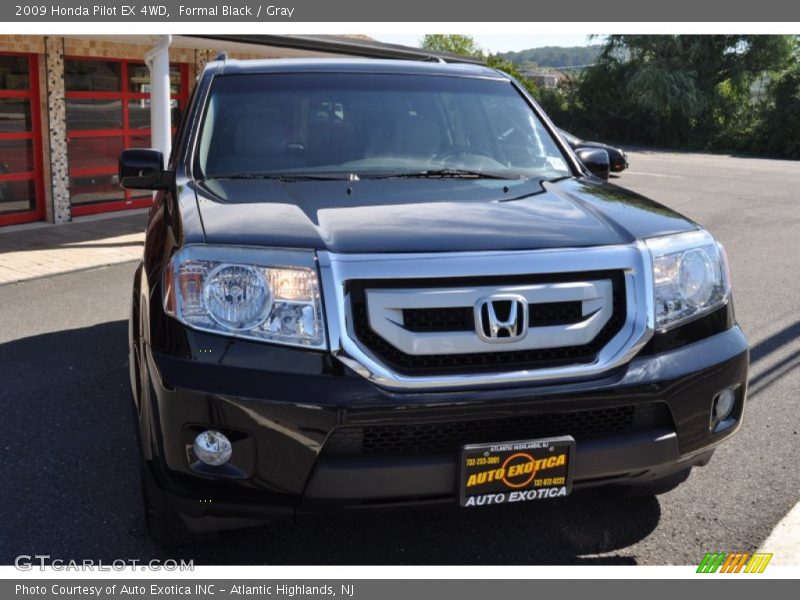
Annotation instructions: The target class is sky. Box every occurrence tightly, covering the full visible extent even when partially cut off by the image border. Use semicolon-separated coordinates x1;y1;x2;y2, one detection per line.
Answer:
373;34;599;53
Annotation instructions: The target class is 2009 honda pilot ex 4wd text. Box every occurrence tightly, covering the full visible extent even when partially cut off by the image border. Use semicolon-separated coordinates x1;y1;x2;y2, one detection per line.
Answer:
120;58;748;545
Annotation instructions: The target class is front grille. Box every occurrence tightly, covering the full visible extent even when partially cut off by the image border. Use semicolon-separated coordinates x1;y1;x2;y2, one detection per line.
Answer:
402;301;584;333
324;403;672;457
349;271;626;376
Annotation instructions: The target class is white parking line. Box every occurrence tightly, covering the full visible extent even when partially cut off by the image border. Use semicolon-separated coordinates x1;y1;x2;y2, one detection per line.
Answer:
759;501;800;565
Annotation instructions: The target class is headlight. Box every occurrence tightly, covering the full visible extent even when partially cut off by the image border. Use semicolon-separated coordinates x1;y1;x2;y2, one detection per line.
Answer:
163;246;326;349
646;230;731;331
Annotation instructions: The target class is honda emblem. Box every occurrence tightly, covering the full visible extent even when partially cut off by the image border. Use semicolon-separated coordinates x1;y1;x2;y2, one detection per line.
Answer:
475;295;529;343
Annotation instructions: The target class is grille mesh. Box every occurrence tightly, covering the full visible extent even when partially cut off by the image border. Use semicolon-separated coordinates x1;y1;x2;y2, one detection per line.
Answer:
402;301;584;333
349;271;626;375
324;404;671;457
402;307;474;332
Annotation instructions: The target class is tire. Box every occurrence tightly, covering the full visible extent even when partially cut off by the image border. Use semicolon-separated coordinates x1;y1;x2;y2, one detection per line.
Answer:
610;467;692;498
140;461;216;547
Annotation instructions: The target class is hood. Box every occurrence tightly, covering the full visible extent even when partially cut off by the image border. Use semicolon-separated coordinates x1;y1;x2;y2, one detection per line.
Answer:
192;176;695;254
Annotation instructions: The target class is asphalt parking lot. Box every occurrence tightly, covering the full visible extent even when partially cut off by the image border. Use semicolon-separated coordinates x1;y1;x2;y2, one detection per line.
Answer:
0;149;798;565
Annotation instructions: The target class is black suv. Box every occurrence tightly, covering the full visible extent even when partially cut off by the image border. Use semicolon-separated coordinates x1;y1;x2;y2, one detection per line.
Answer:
121;58;748;545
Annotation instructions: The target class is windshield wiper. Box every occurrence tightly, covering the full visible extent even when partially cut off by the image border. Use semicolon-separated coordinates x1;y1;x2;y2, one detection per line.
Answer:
206;172;359;182
367;168;526;180
542;175;572;184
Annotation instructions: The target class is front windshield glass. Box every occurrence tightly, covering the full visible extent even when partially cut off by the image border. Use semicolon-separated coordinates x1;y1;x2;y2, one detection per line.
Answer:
196;72;572;180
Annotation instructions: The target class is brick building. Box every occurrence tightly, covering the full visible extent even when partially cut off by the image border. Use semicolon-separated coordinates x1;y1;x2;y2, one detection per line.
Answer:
0;34;468;228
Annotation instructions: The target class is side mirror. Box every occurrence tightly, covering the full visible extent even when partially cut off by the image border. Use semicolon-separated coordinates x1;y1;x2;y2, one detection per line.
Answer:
575;148;610;181
118;148;169;190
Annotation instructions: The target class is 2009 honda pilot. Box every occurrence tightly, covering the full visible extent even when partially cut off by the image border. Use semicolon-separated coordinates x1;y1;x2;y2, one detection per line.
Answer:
121;58;748;545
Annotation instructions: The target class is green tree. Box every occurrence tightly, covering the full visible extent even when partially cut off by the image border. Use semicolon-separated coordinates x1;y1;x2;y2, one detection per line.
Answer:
573;35;796;148
420;34;485;59
760;44;800;158
420;34;541;97
486;55;540;97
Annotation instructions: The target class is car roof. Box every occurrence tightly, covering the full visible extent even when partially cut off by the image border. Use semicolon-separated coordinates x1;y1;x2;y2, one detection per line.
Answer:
210;58;508;80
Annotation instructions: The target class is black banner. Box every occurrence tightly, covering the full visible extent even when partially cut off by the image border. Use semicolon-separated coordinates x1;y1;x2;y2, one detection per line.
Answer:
3;0;800;22
3;579;796;599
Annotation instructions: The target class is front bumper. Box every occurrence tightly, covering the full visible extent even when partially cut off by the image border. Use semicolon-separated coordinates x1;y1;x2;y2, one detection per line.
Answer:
140;323;748;525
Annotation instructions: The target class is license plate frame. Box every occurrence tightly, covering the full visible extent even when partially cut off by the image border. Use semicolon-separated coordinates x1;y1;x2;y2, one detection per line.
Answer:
458;436;575;507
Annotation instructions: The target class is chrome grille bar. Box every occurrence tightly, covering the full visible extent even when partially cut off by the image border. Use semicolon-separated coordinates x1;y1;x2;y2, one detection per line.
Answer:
317;244;655;390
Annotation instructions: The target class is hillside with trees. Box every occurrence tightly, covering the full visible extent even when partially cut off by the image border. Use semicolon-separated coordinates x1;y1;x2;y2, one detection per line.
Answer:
497;45;603;69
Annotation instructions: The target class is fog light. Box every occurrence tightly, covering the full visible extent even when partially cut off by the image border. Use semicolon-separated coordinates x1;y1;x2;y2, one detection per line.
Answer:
193;430;232;466
715;388;736;422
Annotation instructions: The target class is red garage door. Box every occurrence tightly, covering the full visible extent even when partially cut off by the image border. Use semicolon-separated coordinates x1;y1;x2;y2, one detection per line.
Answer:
64;57;188;217
0;53;45;226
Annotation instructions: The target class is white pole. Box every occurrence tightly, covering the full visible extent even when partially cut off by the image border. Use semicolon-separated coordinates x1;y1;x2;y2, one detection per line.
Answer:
145;35;173;168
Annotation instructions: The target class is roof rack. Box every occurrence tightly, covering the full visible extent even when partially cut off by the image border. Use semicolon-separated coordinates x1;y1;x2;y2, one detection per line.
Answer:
214;51;228;62
190;35;485;66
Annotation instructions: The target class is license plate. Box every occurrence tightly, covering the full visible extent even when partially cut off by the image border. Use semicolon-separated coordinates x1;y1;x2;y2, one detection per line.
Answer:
459;436;575;507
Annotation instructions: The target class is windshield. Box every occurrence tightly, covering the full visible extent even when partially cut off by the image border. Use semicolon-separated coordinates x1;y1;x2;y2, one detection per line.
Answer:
196;72;572;180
